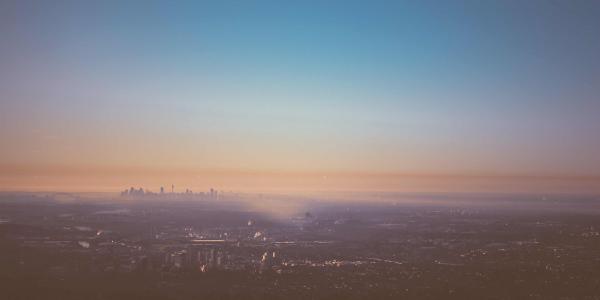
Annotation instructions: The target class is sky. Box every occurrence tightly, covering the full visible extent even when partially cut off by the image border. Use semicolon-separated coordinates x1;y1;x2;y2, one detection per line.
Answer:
1;0;600;193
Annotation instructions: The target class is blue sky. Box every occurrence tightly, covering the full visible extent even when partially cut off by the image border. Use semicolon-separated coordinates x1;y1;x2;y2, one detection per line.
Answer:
1;0;600;181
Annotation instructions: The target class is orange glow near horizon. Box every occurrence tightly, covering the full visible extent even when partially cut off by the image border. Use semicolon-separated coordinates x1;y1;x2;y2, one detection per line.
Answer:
2;1;600;196
1;164;599;195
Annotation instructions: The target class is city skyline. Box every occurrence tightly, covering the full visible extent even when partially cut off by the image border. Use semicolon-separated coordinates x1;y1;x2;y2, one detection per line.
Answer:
3;2;600;299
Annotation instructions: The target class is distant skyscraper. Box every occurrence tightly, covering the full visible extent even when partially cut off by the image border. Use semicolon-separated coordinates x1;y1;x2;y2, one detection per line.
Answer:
172;184;174;193
160;186;164;194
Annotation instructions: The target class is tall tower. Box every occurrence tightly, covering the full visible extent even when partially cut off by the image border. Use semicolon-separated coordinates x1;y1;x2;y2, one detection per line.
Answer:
172;184;174;193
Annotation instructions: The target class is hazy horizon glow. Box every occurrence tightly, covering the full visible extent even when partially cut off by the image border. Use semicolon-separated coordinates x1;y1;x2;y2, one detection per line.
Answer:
1;1;600;193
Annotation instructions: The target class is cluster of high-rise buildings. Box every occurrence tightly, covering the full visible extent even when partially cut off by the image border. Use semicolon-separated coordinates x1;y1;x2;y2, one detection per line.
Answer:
164;246;228;272
119;186;219;198
159;245;281;274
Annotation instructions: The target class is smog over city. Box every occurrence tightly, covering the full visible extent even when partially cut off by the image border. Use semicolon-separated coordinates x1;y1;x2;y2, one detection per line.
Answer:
1;1;600;299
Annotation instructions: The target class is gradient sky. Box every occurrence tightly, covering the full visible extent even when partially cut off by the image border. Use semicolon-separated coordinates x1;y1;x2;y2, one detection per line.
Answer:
1;1;600;192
